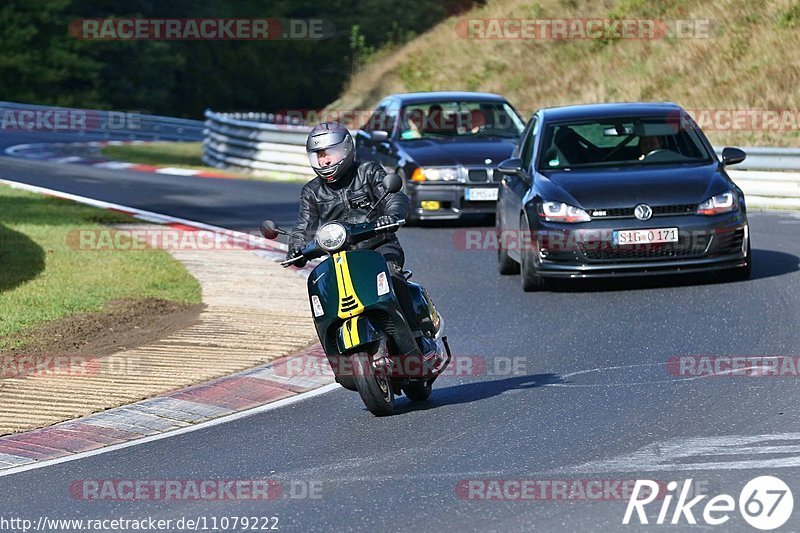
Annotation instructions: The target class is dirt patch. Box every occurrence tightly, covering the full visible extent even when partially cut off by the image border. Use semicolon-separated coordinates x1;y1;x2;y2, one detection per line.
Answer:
1;298;204;358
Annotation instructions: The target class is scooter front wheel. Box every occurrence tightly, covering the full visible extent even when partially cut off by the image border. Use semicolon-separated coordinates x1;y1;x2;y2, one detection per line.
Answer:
403;380;432;401
352;337;396;416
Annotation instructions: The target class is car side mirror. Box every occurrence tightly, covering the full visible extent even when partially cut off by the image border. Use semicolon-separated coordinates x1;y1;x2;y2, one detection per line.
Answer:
721;147;746;166
497;157;524;175
370;130;389;142
383;173;403;193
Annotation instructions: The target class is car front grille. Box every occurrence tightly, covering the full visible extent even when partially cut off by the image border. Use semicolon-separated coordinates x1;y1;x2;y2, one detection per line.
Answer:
468;169;488;182
590;204;698;219
581;233;712;262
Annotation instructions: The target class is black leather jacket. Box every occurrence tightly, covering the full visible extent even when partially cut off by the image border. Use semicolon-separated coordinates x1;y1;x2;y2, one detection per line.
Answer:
288;161;410;251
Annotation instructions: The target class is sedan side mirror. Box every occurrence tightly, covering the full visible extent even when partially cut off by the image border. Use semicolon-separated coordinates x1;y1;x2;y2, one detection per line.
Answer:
383;173;403;193
497;157;524;175
370;130;390;142
721;147;746;166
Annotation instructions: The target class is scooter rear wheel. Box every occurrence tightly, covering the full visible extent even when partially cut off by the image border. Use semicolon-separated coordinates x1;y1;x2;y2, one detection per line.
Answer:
352;338;396;416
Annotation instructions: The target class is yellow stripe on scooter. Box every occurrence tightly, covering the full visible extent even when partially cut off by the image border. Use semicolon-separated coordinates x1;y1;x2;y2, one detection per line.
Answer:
342;317;360;350
334;251;364;319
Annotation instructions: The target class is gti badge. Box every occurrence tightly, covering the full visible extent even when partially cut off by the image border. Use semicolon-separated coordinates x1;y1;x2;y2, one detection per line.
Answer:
634;204;653;221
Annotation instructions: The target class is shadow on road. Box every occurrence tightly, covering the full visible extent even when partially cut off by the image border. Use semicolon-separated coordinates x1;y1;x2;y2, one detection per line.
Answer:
749;249;800;280
391;373;566;414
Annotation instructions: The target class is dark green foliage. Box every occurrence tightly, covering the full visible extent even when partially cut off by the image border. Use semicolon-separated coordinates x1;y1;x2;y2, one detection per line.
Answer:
0;0;474;117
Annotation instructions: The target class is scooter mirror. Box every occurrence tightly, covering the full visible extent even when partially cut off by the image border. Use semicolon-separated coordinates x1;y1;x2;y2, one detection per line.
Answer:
260;220;280;240
383;173;403;193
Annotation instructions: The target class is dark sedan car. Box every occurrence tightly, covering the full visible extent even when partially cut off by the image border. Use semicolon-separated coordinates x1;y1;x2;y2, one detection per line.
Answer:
496;102;751;291
356;92;525;221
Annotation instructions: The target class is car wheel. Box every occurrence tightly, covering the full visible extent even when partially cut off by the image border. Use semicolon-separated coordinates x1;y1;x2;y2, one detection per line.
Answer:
520;216;546;292
497;213;520;275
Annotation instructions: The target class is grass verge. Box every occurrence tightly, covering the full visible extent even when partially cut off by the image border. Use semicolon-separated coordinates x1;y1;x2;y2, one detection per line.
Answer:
0;184;202;350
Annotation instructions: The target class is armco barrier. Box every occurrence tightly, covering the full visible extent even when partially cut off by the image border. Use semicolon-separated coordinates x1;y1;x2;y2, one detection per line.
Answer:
202;110;314;177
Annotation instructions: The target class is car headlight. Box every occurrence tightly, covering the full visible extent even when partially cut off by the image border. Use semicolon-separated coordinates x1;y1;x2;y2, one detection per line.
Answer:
538;201;591;223
697;192;737;215
411;167;461;182
316;222;347;251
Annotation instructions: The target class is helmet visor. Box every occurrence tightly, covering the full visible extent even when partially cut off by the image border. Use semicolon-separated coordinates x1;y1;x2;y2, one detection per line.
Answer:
307;141;349;170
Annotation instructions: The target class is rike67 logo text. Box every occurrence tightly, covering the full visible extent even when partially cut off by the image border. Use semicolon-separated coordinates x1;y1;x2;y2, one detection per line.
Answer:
624;477;793;530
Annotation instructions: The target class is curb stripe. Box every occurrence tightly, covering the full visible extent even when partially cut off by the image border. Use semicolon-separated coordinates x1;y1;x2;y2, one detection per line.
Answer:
0;180;330;474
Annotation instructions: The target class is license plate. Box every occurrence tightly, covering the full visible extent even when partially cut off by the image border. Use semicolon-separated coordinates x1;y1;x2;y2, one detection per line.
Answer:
465;188;498;201
613;227;679;245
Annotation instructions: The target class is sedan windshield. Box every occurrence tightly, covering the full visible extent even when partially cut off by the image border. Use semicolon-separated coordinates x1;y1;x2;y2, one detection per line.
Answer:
398;101;524;140
536;115;713;171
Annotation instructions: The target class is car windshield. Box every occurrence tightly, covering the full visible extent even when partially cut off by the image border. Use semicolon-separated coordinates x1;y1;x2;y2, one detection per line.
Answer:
536;115;714;171
398;101;524;140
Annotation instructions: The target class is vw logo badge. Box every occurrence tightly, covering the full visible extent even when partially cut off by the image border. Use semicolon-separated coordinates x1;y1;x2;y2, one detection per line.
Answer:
484;158;492;164
634;204;653;221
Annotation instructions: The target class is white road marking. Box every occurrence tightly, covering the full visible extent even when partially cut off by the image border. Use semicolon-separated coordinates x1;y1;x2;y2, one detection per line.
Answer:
556;432;800;473
154;167;200;176
0;178;289;252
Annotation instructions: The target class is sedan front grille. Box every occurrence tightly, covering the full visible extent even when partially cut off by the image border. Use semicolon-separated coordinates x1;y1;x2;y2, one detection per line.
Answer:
468;169;488;182
581;234;712;262
590;204;698;219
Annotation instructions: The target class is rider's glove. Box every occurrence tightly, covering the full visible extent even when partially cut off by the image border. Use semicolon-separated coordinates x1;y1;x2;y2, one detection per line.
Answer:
286;246;307;267
376;214;399;232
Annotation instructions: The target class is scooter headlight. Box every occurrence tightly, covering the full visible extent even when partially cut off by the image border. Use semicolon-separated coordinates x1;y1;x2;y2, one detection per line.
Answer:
316;222;347;252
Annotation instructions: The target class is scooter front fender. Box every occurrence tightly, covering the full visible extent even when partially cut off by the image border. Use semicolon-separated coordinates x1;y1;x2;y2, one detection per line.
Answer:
336;315;382;355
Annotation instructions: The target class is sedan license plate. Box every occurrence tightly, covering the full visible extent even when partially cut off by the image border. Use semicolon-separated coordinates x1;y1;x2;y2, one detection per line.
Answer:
613;227;679;245
465;188;498;201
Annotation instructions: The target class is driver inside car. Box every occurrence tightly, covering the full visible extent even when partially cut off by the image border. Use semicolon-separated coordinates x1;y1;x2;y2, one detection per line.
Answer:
637;134;663;159
286;122;433;352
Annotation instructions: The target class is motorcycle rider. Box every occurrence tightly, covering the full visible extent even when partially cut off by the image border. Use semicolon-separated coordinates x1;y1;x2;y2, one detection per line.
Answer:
287;122;433;353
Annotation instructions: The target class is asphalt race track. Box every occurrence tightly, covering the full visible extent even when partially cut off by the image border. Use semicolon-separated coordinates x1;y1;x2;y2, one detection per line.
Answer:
1;129;800;531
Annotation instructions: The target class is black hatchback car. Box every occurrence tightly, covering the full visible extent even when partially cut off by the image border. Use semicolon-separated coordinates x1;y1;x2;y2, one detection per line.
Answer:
356;92;525;222
496;102;751;291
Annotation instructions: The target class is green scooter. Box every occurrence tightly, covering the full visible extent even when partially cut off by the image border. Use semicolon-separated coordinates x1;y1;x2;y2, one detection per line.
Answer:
260;174;451;416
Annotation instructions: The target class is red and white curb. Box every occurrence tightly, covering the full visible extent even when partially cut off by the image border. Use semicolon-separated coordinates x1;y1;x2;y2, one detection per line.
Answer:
0;179;331;476
4;140;236;179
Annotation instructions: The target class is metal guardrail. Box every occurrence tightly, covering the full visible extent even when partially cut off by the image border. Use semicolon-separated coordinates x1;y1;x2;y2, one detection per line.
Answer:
202;109;314;177
0;101;204;141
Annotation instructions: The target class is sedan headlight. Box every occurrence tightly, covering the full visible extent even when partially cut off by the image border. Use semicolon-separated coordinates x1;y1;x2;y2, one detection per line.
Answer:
411;167;461;182
538;201;591;223
316;222;347;251
697;192;737;215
